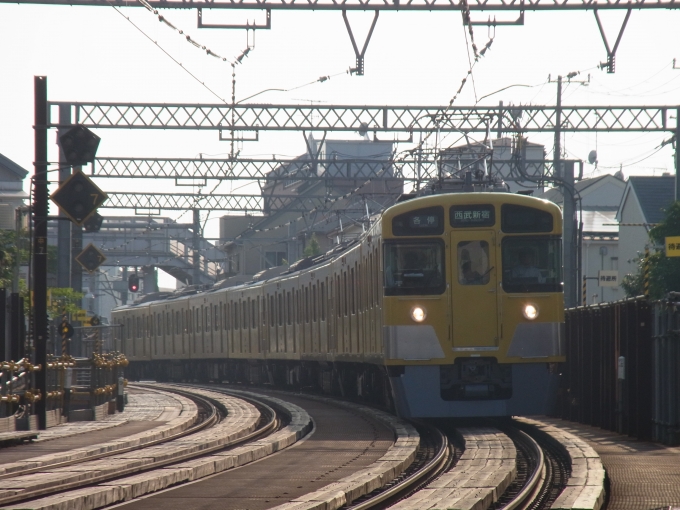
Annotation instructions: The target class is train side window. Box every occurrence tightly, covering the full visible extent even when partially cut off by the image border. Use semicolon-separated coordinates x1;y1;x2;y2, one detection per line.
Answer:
157;314;163;336
304;287;310;323
312;285;317;322
233;303;239;330
343;272;348;316
251;300;255;329
458;241;491;285
243;300;248;330
320;282;326;321
287;292;292;325
277;294;283;326
149;314;154;337
167;312;172;336
350;269;355;314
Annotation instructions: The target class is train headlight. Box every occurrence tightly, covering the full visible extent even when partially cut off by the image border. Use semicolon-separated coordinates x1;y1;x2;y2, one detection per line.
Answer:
523;304;539;320
411;306;427;323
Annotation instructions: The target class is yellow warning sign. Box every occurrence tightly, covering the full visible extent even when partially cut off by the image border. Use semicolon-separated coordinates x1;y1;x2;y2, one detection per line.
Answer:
666;236;680;257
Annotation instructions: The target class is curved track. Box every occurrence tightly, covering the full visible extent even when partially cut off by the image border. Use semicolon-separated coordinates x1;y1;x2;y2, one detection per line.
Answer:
0;386;279;507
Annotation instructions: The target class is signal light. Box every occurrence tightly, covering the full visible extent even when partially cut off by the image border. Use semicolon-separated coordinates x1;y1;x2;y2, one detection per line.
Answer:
128;274;140;293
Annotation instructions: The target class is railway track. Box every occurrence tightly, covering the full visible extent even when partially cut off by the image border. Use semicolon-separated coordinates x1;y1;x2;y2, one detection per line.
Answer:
345;418;570;510
0;385;280;507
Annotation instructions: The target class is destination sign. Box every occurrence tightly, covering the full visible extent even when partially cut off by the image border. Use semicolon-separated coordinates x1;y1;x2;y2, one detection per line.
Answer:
450;204;495;228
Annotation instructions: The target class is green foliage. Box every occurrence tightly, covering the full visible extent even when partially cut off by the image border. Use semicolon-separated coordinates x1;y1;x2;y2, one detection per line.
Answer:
0;229;28;289
303;233;322;257
48;288;84;318
622;201;680;300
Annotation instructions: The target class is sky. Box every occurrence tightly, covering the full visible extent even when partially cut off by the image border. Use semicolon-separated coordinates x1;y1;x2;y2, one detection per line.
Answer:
1;2;679;286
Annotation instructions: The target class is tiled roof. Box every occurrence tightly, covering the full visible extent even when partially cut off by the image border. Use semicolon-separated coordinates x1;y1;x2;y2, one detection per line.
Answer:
629;176;676;224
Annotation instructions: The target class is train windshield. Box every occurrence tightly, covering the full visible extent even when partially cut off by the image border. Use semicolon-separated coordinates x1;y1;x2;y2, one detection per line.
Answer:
502;237;562;293
384;241;445;296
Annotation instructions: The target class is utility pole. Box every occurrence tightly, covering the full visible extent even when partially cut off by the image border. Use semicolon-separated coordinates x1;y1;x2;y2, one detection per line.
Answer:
33;76;48;430
553;75;577;307
676;106;680;200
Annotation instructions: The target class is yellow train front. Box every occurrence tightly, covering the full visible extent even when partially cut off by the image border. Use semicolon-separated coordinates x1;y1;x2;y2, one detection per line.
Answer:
382;193;564;417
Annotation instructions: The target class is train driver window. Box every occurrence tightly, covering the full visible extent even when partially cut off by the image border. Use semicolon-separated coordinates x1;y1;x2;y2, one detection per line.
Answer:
502;237;562;293
383;241;445;296
457;241;491;285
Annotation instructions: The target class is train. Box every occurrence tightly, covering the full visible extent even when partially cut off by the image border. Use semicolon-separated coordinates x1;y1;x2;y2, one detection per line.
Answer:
112;192;565;418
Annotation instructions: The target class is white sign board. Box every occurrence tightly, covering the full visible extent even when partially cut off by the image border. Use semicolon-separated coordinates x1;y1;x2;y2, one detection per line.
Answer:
598;270;619;287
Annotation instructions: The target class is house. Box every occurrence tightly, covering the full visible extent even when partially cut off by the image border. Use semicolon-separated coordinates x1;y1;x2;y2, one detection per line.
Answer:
0;153;29;230
540;173;626;303
440;137;546;193
220;137;402;278
616;175;676;285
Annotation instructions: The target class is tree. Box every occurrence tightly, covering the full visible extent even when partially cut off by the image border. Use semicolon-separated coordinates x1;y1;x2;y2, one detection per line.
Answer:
48;288;84;319
303;233;322;257
621;201;680;300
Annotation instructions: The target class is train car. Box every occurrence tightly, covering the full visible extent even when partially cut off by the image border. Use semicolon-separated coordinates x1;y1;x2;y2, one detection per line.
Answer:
382;192;564;417
112;191;564;418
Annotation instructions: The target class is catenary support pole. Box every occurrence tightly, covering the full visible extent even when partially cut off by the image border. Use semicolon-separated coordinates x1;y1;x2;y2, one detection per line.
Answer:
57;105;72;288
33;76;48;430
563;161;577;308
193;208;201;285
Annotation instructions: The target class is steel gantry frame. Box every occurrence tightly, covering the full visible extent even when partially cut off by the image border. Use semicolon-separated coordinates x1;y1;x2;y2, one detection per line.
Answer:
4;0;674;74
47;101;680;211
4;0;679;11
48;102;674;133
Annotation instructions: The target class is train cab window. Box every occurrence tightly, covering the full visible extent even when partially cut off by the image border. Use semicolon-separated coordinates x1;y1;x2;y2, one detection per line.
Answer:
458;241;491;286
501;204;553;233
383;241;445;296
502;237;562;293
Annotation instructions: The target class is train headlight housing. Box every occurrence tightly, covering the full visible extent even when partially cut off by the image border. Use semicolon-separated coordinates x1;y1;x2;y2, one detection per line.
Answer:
411;306;427;323
523;304;539;320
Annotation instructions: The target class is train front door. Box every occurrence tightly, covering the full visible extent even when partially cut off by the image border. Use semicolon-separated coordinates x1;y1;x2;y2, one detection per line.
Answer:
450;230;498;349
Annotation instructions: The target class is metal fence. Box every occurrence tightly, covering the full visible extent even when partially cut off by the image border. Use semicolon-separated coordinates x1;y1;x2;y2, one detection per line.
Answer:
557;295;680;445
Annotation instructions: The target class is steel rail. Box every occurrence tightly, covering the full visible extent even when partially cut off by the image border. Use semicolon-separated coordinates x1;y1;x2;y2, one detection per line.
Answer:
0;389;219;480
0;387;279;507
502;429;546;510
348;423;450;510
